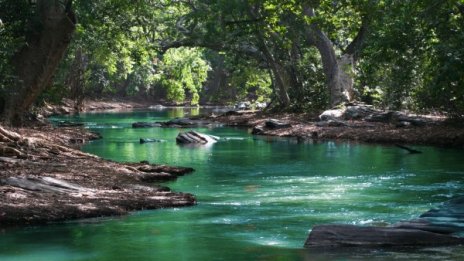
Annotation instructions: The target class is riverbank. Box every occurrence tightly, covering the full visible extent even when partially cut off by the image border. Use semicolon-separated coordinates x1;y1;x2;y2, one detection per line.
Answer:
40;98;154;116
0;124;195;227
210;109;464;148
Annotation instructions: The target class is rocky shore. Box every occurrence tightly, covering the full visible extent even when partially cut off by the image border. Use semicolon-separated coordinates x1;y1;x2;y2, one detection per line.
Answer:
209;105;464;148
0;125;195;227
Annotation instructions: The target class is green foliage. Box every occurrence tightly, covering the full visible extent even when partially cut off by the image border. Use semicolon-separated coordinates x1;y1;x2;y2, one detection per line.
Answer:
1;0;464;117
358;0;464;116
154;47;210;105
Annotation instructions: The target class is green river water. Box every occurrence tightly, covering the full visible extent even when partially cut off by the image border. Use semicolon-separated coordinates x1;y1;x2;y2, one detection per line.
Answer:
1;108;464;260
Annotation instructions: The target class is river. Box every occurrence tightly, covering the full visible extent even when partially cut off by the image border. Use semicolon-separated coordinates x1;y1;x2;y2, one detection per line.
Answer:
1;108;464;260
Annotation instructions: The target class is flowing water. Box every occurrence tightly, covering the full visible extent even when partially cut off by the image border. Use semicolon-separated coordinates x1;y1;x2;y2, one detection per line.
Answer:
1;108;464;260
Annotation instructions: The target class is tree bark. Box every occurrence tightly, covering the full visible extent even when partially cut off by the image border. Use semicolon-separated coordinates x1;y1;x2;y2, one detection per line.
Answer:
66;48;87;113
303;6;354;107
3;0;76;125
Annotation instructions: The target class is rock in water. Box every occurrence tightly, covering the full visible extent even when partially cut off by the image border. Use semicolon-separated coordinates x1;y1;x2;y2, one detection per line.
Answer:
305;196;464;248
176;131;219;145
305;224;464;247
132;122;162;128
140;138;164;144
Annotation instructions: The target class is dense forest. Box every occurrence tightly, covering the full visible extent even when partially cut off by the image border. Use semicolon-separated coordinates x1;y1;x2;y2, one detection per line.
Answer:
0;0;463;126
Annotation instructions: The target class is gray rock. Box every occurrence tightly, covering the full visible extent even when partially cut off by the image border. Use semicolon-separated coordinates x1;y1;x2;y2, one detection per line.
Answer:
56;121;85;127
305;224;464;247
252;126;264;135
160;118;215;128
132;122;162;128
176;131;219;145
140;138;165;144
265;119;291;129
319;109;345;121
138;172;177;182
305;196;464;248
396;121;412;128
316;120;348;127
343;105;376;120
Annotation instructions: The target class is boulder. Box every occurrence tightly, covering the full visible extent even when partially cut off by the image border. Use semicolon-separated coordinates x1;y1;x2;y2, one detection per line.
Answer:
319;109;345;121
176;131;219;145
251;126;264;135
132;122;162;128
265;119;291;129
305;224;464;247
234;101;251;110
343;105;376;120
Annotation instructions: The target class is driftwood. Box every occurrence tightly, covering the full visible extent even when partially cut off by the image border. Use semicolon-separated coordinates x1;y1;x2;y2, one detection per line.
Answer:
0;126;22;142
1;176;90;194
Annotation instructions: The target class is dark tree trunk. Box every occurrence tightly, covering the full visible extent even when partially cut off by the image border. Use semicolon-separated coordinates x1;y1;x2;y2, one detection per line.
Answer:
3;0;76;125
303;7;353;107
248;5;291;108
66;48;87;113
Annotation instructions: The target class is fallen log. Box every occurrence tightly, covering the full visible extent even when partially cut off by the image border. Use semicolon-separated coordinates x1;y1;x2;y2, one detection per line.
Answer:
1;176;90;194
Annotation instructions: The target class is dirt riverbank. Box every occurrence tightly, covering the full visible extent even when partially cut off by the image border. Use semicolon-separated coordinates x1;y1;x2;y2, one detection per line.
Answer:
210;111;464;148
0;124;195;227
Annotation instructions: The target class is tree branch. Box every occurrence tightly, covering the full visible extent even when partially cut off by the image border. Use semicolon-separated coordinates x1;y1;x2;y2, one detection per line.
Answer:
343;16;369;62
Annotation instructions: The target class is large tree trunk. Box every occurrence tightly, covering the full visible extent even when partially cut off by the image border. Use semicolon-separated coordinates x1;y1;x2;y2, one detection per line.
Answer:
303;6;354;107
3;0;76;125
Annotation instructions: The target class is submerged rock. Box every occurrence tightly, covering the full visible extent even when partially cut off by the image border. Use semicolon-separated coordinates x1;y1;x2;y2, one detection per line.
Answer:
56;121;85;127
140;138;165;144
305;224;464;247
305;196;464;248
132;122;162;128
